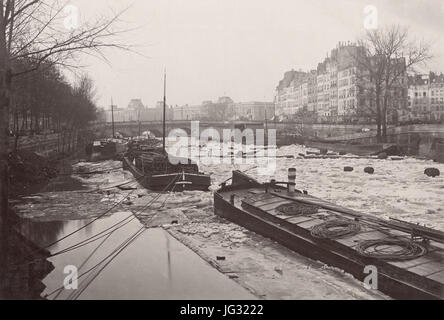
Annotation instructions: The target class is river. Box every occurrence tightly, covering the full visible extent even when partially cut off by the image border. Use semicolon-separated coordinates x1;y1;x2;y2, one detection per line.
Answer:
13;140;444;299
19;212;255;300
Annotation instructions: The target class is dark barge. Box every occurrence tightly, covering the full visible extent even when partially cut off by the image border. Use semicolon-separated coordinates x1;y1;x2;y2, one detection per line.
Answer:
123;148;211;192
85;139;127;162
214;170;444;300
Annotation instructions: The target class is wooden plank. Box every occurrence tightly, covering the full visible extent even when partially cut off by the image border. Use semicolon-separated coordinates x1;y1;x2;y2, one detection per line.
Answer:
389;254;442;269
271;191;444;244
256;201;293;211
251;198;290;208
407;262;444;278
247;189;264;195
427;270;444;283
298;218;326;229
273;214;294;220
284;216;319;225
335;230;389;249
216;190;444;299
245;192;274;202
270;191;364;217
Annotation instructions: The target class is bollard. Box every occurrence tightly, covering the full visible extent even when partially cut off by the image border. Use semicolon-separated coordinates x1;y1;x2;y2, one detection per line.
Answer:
288;168;296;193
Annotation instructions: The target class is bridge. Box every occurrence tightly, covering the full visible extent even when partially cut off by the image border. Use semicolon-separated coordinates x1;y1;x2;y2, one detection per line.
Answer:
92;121;444;160
10;121;443;161
92;121;444;142
92;120;269;138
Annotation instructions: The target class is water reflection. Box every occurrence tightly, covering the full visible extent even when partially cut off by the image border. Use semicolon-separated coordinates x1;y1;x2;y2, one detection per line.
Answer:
19;218;90;249
20;213;255;300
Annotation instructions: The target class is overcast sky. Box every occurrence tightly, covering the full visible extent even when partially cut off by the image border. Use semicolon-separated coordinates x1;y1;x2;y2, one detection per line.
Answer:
70;0;444;109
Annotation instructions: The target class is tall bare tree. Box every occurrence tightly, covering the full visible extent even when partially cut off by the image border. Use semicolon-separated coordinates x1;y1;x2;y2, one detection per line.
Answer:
0;0;130;274
350;25;431;142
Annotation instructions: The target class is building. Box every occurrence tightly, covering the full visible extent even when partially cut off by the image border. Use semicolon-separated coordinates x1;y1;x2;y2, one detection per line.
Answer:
128;99;145;111
408;73;444;122
103;99;173;123
171;97;275;122
307;70;318;114
230;102;275;121
275;70;308;117
274;43;368;121
274;42;409;123
173;104;209;121
316;62;329;118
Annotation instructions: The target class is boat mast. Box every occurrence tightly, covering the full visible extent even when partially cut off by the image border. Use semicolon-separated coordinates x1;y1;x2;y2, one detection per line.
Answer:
138;108;141;136
163;69;167;153
264;100;269;146
111;97;115;138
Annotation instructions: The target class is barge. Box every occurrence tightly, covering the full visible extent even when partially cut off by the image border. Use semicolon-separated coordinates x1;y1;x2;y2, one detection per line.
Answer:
214;169;444;300
123;149;211;192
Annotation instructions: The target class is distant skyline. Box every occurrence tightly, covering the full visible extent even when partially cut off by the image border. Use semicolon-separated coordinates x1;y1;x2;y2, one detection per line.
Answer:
70;0;444;109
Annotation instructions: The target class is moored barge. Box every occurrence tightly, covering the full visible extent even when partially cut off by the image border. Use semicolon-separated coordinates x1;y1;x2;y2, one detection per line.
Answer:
123;148;211;192
214;169;444;300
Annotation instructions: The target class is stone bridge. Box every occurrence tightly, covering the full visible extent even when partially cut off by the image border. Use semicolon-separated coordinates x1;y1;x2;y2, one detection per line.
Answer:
92;120;269;139
91;121;444;159
92;121;444;143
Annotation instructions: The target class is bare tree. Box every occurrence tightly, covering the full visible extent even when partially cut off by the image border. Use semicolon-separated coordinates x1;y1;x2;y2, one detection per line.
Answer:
377;26;431;140
0;0;131;271
350;25;431;142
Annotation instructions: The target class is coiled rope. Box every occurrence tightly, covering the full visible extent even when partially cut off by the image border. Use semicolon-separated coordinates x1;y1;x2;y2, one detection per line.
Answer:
356;239;427;261
311;219;361;239
278;203;319;216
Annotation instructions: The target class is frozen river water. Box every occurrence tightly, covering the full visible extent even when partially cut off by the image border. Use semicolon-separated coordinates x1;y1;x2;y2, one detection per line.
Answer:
194;141;444;231
14;140;443;299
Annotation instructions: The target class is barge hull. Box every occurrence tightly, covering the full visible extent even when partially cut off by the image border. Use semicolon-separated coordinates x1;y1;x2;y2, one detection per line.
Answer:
214;192;443;300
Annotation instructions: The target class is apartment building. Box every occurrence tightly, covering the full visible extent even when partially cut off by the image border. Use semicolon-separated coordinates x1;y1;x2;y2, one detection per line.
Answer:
171;98;275;122
408;73;444;121
307;70;318;113
316;64;329;118
275;70;308;117
173;104;209;121
275;42;368;121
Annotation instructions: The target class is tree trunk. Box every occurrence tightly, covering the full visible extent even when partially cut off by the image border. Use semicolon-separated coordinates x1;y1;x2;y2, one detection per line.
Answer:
0;19;11;290
14;106;19;153
375;86;382;143
30;112;33;134
382;93;388;143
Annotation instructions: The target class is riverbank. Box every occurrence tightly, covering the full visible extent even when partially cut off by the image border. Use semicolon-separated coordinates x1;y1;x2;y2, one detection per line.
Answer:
305;141;386;156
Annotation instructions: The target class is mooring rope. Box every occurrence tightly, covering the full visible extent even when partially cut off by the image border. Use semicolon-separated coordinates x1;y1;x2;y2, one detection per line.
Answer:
356;239;427;261
43;174;181;300
311;219;361;239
